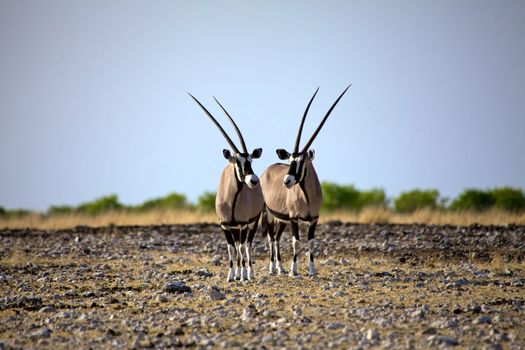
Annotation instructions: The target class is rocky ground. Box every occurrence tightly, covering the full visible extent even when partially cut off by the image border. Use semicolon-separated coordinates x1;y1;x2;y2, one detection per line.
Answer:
0;222;524;349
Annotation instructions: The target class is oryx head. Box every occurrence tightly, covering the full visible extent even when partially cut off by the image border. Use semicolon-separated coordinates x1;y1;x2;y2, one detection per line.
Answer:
276;85;351;189
189;93;262;189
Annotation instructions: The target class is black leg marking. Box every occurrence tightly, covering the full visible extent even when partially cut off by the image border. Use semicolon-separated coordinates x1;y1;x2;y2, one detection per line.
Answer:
275;222;286;264
275;221;286;241
267;219;276;263
308;220;317;262
307;220;317;241
224;229;235;245
223;229;236;281
240;227;248;245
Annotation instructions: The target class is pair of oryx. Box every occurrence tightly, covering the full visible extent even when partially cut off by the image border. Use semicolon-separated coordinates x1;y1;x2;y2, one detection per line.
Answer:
189;85;350;281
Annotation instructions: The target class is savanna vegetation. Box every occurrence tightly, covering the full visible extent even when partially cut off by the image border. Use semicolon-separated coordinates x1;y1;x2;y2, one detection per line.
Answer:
1;185;525;229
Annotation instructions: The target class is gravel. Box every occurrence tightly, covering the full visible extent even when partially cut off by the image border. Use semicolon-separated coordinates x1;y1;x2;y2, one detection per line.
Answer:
164;281;191;294
0;223;524;349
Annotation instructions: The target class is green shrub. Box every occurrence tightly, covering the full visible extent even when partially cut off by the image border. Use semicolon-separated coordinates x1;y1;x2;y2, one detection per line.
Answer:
4;209;34;217
47;205;74;215
490;187;525;212
358;188;387;209
449;189;494;211
321;182;386;211
0;206;6;217
77;194;123;215
394;189;439;213
136;192;188;211
321;182;360;211
197;191;216;212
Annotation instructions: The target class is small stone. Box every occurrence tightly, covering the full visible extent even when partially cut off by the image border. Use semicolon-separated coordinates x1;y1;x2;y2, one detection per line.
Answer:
292;305;303;317
339;257;350;265
326;321;344;330
454;278;469;286
322;259;337;266
31;327;52;338
164;281;191;294
207;286;225;300
38;305;56;313
241;305;256;321
511;279;524;287
210;255;222;266
428;335;458;346
421;327;437;335
411;309;425;318
471;304;481;313
366;328;380;341
446;319;458;328
475;315;492;325
195;268;213;278
156;294;168;303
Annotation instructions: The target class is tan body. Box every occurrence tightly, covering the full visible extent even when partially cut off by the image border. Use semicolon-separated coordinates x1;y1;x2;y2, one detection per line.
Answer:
216;164;264;225
261;162;321;220
189;92;265;282
260;84;350;277
261;160;322;276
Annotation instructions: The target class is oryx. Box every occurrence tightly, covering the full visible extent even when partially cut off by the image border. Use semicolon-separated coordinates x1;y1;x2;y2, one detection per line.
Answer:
189;93;264;282
260;85;351;276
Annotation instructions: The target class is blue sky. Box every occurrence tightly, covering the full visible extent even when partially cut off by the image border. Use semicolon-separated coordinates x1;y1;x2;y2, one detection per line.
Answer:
1;1;524;211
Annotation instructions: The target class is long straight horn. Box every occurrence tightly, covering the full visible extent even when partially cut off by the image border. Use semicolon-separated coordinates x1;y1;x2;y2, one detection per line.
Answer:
188;93;240;154
294;87;319;153
301;84;351;153
213;96;248;153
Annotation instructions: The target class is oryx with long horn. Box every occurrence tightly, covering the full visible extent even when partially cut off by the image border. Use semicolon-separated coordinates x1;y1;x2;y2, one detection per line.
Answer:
189;93;264;282
260;85;351;276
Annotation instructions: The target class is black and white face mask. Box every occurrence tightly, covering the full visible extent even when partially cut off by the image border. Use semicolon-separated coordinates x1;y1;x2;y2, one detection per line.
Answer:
223;148;263;188
276;149;315;188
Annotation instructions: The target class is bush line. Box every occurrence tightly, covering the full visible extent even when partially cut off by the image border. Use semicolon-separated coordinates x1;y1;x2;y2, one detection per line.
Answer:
1;185;524;218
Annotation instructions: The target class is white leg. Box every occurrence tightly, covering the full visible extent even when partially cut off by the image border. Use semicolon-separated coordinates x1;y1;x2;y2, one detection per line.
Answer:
245;242;254;280
275;241;284;274
268;235;276;274
234;242;242;280
238;242;247;282
308;239;317;276
227;244;235;282
289;236;298;276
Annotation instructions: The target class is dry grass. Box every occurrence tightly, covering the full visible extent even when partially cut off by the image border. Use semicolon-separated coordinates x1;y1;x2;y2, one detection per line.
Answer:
320;207;525;226
0;209;217;230
1;207;524;230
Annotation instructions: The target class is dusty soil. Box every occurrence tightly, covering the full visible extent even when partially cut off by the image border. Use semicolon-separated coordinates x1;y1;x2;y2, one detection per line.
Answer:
1;222;524;349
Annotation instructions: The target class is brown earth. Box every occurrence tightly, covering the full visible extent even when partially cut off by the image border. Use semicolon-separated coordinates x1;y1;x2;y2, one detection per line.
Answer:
1;223;524;349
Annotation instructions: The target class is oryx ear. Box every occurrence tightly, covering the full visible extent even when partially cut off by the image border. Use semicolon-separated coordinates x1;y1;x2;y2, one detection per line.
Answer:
276;149;291;160
251;148;263;159
223;149;236;163
307;149;315;160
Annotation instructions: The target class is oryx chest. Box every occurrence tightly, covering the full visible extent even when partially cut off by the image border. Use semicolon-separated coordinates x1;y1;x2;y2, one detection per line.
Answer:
286;184;310;219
